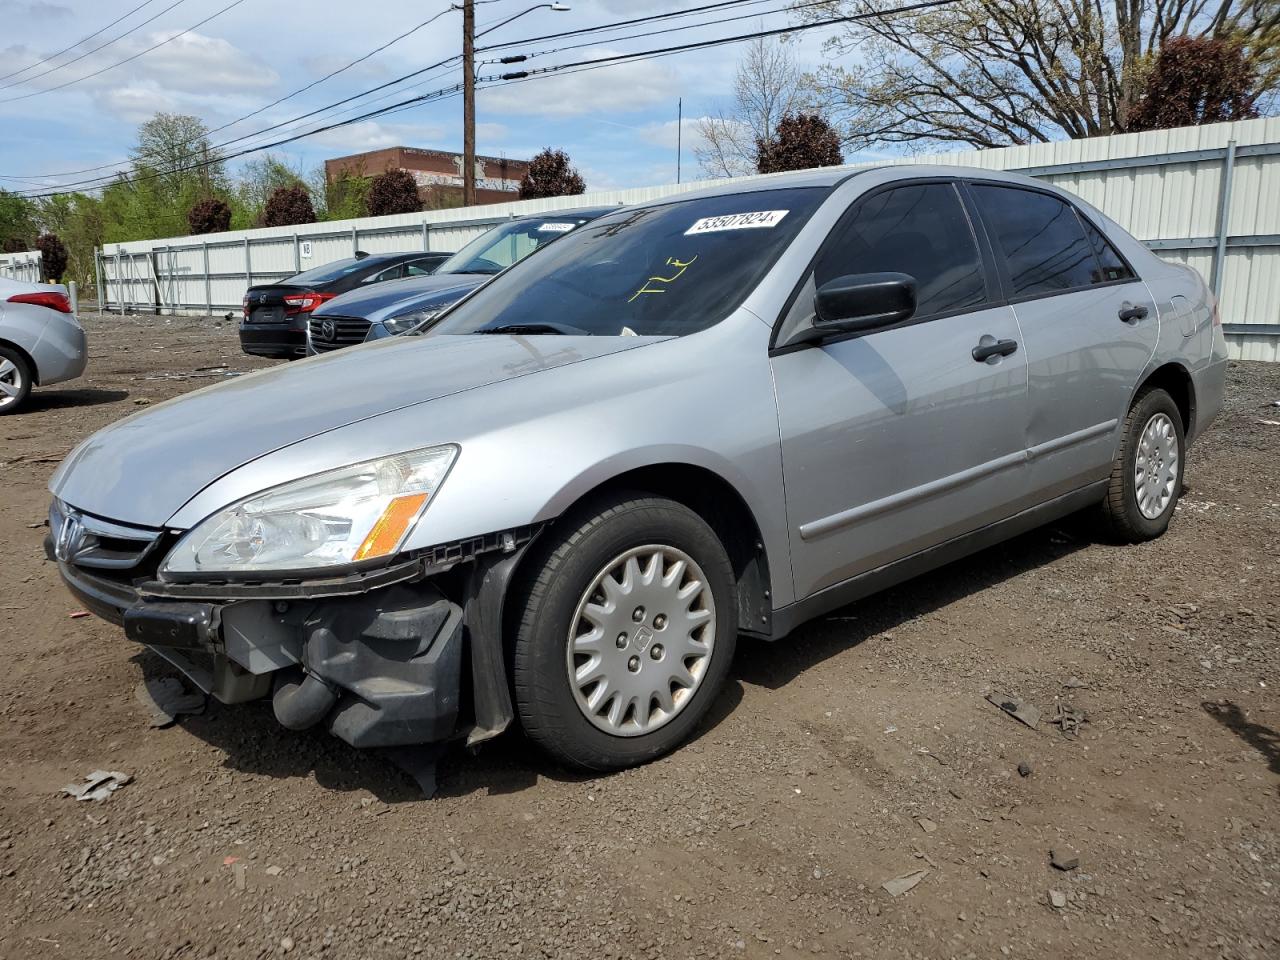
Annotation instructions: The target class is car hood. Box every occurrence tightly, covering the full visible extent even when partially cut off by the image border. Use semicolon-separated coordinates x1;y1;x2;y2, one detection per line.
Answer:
315;273;485;322
50;333;653;527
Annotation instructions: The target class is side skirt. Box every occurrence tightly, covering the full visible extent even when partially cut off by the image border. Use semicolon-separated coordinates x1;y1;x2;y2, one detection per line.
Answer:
768;481;1107;641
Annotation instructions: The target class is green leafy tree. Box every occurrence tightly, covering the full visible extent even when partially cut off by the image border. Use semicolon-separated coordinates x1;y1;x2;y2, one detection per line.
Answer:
367;169;421;216
324;171;370;221
755;113;843;174
0;189;37;252
518;148;586;199
36;192;103;290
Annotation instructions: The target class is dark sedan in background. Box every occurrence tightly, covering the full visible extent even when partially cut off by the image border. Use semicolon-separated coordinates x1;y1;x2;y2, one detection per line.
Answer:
239;250;449;359
307;207;615;354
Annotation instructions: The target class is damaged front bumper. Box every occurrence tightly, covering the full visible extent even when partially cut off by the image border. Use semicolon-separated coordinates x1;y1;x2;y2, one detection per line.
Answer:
47;504;530;751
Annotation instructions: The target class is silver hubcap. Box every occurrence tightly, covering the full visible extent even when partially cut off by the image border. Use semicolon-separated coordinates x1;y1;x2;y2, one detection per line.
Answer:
0;358;23;409
1135;412;1179;519
566;544;715;737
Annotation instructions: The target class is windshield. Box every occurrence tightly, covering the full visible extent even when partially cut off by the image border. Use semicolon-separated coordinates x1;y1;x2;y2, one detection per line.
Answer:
436;217;592;276
285;257;379;286
430;187;830;337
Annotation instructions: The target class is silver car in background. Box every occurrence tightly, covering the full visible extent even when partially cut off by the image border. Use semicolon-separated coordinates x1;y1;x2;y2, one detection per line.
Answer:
0;276;87;414
46;165;1226;776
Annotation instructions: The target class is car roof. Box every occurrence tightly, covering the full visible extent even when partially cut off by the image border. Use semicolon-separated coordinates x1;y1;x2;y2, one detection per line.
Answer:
632;163;1061;207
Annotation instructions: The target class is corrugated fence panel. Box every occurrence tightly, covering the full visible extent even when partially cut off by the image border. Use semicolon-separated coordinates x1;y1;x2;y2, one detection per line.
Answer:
95;116;1280;359
0;249;42;283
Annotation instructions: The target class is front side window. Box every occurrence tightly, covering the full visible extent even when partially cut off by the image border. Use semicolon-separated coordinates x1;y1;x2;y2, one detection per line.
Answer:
430;187;831;337
814;183;987;318
972;185;1097;296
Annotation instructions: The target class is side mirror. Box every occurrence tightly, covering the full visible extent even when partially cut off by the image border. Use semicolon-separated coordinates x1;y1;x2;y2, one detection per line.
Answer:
812;272;917;337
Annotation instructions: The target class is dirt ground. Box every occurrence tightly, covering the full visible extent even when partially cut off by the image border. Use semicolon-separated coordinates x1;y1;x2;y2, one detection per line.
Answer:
0;311;1277;960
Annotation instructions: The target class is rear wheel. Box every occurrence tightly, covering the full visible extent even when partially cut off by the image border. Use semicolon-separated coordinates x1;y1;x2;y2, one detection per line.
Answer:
0;347;32;415
1101;387;1185;542
511;493;737;771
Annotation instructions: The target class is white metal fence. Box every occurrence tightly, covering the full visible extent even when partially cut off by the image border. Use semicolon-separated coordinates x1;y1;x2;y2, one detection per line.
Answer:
94;115;1280;361
0;250;41;283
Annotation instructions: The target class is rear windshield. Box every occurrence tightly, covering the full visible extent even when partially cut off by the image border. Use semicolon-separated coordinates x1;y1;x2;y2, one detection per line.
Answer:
430;187;830;337
436;218;592;276
285;258;381;286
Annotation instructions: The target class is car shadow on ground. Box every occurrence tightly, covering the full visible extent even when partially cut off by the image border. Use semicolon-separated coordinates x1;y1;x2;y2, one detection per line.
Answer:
1202;700;1280;792
147;510;1097;804
734;511;1095;692
23;388;129;412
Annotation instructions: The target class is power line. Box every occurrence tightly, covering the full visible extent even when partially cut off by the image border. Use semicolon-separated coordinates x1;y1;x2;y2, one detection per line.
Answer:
5;0;760;182
0;0;247;104
15;0;962;198
2;6;458;183
0;0;189;92
0;0;161;85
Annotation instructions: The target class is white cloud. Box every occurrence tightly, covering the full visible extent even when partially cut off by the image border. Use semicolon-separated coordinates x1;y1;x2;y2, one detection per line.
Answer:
479;54;678;118
0;1;70;16
307;119;448;153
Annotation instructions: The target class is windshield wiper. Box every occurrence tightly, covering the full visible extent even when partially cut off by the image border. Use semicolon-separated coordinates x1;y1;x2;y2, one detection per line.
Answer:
476;322;586;336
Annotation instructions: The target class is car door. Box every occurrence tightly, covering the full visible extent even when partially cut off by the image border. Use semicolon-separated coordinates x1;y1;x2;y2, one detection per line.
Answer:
770;180;1032;601
968;183;1158;500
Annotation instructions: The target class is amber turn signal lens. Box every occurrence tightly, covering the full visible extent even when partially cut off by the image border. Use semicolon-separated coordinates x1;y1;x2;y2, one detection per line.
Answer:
353;492;429;561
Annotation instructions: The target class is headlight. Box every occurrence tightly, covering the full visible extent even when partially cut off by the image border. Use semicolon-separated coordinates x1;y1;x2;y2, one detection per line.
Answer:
383;306;443;335
162;444;458;576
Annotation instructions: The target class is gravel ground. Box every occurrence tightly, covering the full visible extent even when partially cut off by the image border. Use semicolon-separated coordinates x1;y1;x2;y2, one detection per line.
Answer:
0;312;1277;960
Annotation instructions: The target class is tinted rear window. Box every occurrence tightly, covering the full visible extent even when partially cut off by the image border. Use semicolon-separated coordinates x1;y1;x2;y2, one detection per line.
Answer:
972;186;1097;296
285;258;382;286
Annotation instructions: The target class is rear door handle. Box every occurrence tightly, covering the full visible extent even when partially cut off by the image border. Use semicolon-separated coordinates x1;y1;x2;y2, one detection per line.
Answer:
1119;303;1149;323
971;337;1018;362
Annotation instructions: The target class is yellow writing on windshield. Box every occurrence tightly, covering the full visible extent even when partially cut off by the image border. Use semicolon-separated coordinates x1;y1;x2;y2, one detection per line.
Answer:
627;255;698;303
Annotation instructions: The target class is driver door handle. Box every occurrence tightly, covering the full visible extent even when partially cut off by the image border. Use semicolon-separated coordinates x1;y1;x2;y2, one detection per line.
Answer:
971;337;1018;362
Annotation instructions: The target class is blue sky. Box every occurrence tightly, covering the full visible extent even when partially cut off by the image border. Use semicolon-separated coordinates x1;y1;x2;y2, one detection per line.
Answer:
0;0;871;195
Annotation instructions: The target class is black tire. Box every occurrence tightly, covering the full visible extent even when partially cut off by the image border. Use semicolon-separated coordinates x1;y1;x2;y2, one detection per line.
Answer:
510;492;737;772
0;346;32;416
1100;386;1185;542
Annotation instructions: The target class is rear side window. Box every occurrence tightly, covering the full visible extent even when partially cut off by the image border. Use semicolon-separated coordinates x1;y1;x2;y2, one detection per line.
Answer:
1080;217;1135;283
815;183;987;318
972;185;1098;296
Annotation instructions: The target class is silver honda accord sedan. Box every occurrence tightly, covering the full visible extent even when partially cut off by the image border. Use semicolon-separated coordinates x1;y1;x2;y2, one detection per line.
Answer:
47;164;1227;773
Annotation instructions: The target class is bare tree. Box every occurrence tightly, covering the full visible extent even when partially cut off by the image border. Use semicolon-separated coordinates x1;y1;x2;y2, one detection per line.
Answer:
796;0;1280;151
696;38;808;177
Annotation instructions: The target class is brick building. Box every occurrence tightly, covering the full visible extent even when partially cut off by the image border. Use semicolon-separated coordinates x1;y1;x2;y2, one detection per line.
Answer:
324;147;531;208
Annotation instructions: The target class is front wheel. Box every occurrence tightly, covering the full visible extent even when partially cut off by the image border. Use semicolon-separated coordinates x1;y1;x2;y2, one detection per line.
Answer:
510;493;737;772
1101;387;1185;542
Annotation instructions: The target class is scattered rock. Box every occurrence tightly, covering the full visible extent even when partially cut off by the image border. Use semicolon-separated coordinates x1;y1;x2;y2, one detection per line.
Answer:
1017;762;1033;778
917;818;937;834
1049;889;1067;909
986;693;1041;729
61;770;131;802
265;865;284;877
881;869;929;897
1050;849;1080;872
1063;676;1087;689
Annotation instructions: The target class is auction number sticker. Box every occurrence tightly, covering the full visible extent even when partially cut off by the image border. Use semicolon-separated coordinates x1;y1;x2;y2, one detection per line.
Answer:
685;210;788;235
537;222;575;233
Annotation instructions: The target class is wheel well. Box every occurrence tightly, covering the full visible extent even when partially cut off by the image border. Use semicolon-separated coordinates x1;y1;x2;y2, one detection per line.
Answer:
540;464;774;638
1138;362;1195;440
0;339;38;385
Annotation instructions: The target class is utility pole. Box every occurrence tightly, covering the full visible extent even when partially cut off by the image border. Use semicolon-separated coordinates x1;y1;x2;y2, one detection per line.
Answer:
676;98;682;184
462;0;476;207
